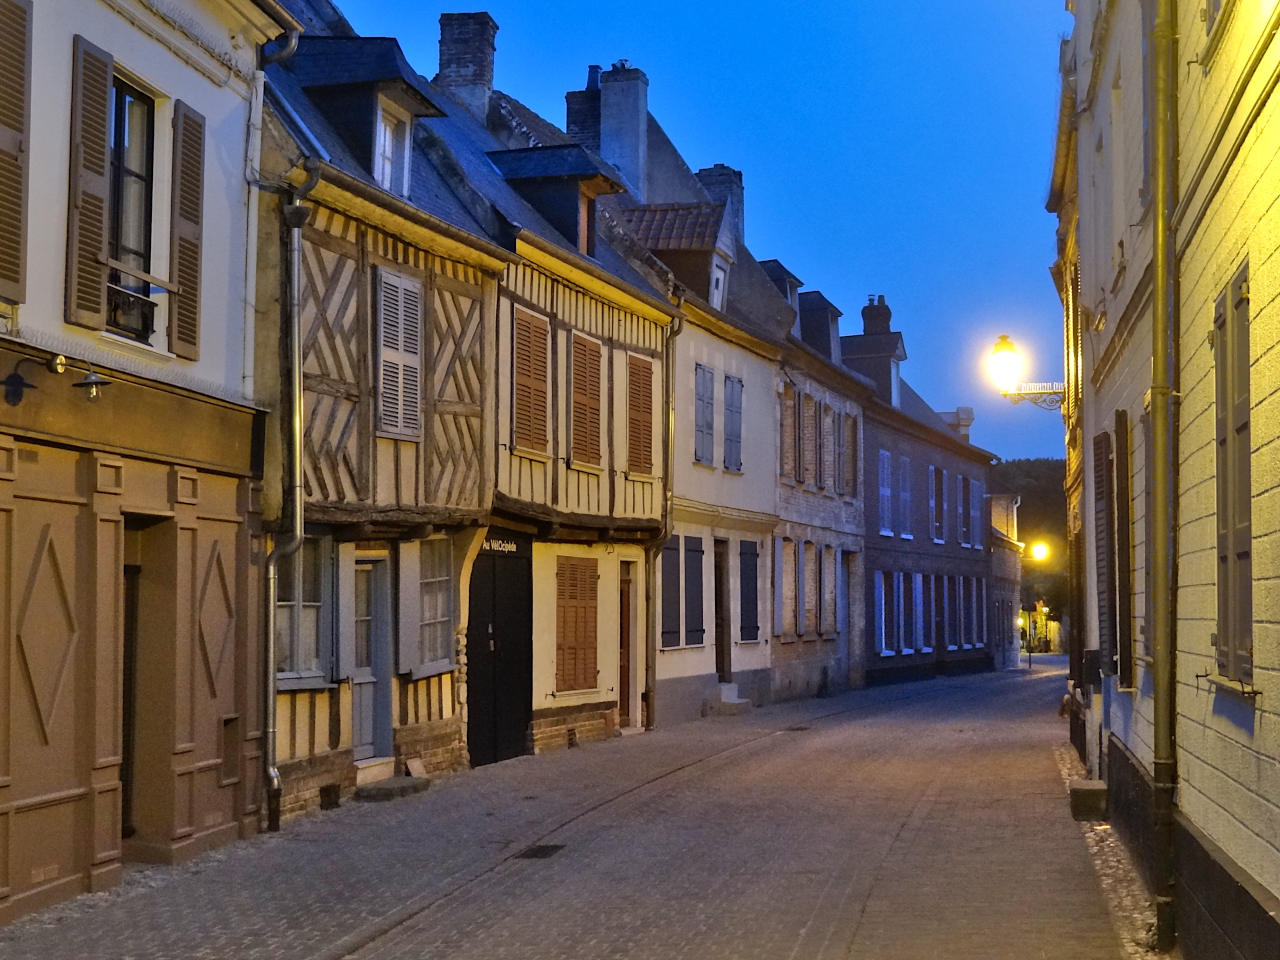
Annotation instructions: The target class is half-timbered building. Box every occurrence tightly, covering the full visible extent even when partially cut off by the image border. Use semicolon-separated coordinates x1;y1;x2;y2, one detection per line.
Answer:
0;0;297;923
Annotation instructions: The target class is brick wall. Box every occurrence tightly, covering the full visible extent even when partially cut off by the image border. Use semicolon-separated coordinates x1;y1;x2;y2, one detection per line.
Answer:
530;700;616;753
394;715;468;775
278;750;355;821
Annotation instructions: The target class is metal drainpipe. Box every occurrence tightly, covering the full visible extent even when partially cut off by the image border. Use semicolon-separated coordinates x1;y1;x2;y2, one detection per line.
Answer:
1150;0;1179;948
264;164;317;831
644;305;684;731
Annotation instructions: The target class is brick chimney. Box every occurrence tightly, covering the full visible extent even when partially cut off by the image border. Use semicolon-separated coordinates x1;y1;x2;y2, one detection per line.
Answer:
436;12;497;121
941;407;975;442
598;60;648;200
565;65;602;152
696;164;744;245
861;293;892;334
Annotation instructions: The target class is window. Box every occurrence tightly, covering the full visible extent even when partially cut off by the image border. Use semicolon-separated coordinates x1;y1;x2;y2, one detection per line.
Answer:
946;577;959;650
1205;0;1223;35
975;579;987;648
780;383;797;479
627;355;654;473
276;538;327;677
875;571;897;655
513;309;549;451
107;78;155;342
572;334;603;465
1114;411;1134;686
878;450;893;536
418;539;454;670
958;475;972;545
66;36;204;357
684;536;704;645
739;540;759;642
897;455;912;538
802;394;817;483
1094;430;1118;673
556;556;598;691
694;363;715;465
815;404;827;488
803;541;817;635
374;103;410;196
724;375;743;472
781;538;796;636
377;269;423;437
972;481;985;549
820;546;836;636
901;572;916;653
710;261;727;310
921;574;935;652
930;466;946;541
1214;264;1252;683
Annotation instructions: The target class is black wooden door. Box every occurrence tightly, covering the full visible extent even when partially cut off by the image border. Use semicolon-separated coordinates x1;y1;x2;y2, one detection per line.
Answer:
467;545;533;767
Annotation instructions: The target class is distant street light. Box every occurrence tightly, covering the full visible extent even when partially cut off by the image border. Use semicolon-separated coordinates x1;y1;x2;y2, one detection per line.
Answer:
1030;541;1050;562
987;335;1065;411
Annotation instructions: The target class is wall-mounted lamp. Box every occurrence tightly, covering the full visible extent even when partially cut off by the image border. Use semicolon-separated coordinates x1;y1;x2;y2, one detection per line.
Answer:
73;363;110;401
2;354;111;406
987;335;1065;411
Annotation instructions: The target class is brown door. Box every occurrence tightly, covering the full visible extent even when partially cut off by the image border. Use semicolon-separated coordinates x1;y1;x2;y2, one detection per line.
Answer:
619;566;632;727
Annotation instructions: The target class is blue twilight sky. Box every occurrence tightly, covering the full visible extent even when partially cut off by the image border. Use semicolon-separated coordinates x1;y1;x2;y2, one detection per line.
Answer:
337;0;1077;460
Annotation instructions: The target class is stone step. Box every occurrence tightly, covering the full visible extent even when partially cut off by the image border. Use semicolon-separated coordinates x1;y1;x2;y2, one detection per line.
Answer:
354;756;396;786
717;681;740;701
353;776;431;803
716;696;752;716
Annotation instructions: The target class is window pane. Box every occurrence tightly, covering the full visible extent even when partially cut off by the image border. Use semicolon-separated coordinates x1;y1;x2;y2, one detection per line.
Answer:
355;567;371;668
299;605;320;674
274;605;294;671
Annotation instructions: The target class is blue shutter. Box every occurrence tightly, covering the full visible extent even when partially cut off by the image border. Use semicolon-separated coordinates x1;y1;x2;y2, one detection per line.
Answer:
724;375;743;471
684;536;704;645
898;456;911;537
739;540;758;642
878;450;892;534
694;364;715;464
661;538;681;648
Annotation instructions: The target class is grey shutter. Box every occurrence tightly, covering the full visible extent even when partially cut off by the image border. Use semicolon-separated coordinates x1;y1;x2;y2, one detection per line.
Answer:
878;450;891;532
0;0;32;304
1230;276;1253;684
683;536;703;645
941;469;948;540
1214;294;1231;676
694;364;714;464
1093;430;1117;675
334;542;356;679
1115;411;1134;686
834;413;846;495
972;480;984;548
795;541;806;635
66;35;112;329
396;540;420;674
1141;411;1154;659
739;540;758;643
377;270;422;436
772;537;784;635
660;538;680;648
724;375;743;471
956;474;966;543
929;465;936;537
897;456;910;537
169;101;204;359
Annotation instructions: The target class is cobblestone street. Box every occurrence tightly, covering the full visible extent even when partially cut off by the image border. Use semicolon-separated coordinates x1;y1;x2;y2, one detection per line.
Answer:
1;660;1124;959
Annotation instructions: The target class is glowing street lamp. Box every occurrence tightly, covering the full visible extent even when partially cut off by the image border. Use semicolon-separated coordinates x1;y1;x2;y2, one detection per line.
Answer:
1029;541;1050;562
987;335;1065;411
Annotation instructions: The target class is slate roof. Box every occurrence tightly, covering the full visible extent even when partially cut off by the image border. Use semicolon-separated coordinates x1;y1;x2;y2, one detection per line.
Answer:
898;379;954;433
486;145;623;187
285;36;439;111
799;290;842;316
760;259;802;287
616;203;727;252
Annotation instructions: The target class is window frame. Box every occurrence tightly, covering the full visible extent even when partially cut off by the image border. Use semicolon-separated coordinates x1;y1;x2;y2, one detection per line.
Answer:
105;75;157;344
275;536;333;687
416;537;455;678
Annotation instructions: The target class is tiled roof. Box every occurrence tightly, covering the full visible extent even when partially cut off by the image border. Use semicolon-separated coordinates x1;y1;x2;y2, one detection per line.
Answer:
616;202;727;251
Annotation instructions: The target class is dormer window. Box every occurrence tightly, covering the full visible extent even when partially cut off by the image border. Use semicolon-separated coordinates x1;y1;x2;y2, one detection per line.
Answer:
374;100;411;196
710;262;727;310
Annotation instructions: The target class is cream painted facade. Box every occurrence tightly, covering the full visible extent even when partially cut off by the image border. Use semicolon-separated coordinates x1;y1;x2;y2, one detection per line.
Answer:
0;0;295;924
658;305;780;721
1053;1;1280;953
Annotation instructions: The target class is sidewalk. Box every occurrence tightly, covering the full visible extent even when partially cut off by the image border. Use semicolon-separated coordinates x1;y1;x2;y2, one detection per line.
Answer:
0;664;1120;960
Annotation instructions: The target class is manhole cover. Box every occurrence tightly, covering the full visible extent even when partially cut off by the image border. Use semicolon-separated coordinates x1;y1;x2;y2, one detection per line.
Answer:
785;725;811;732
515;844;565;859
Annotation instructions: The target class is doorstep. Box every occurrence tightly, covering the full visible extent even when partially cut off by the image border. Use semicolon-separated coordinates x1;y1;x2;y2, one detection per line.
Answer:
354;756;396;786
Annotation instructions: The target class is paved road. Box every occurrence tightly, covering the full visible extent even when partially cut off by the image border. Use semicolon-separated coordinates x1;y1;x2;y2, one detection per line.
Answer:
1;659;1123;959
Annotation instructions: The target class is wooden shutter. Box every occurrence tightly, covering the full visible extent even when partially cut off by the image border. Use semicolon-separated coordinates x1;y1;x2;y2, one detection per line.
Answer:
1230;275;1252;683
555;556;597;691
834;412;846;495
1141;411;1154;659
845;415;858;496
724;375;742;471
0;0;32;304
168;100;204;359
802;395;817;482
66;35;112;329
514;310;548;450
796;541;807;635
571;334;601;464
973;480;985;548
956;474;966;543
780;383;796;478
1093;430;1118;675
377;270;423;436
660;538;680;648
334;542;356;679
683;536;703;645
897;456;910;537
694;363;713;464
940;468;948;540
1115;410;1134;687
1214;294;1231;677
627;354;653;473
878;450;892;532
772;537;784;635
929;465;937;537
739;539;758;643
396;540;421;674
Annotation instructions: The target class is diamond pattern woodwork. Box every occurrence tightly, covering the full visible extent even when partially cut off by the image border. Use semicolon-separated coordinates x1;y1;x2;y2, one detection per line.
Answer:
197;541;234;697
301;239;367;503
16;525;78;744
429;277;483;508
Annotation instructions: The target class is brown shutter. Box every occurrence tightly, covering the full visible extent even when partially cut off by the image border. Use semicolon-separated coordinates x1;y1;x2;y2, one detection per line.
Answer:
0;0;32;304
661;538;681;648
513;310;549;450
627;354;653;474
66;35;112;329
169;100;204;359
780;383;795;478
1114;410;1133;687
555;556;597;691
1093;429;1117;675
571;334;601;465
